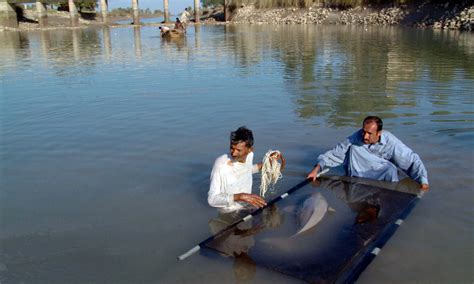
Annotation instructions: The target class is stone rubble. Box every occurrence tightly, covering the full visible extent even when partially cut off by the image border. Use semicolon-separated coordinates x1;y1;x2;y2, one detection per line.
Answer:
232;6;330;24
429;6;474;31
233;6;330;24
338;7;408;25
231;3;473;31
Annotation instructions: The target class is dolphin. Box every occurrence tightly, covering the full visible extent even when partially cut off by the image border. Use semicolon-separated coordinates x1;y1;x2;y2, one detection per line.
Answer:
291;192;332;238
259;193;334;250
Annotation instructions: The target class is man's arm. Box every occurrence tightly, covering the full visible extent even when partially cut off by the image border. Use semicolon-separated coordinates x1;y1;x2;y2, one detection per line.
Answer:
390;136;429;190
276;152;286;171
208;166;234;208
307;164;322;181
307;133;356;181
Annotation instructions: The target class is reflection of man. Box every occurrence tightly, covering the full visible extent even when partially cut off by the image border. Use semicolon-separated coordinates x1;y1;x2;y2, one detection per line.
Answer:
208;206;281;283
208;212;257;282
233;252;256;283
307;116;429;190
208;212;256;256
208;126;285;212
314;178;382;224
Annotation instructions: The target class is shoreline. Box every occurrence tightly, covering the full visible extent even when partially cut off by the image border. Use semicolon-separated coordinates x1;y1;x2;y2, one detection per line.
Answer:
1;2;472;32
229;2;473;31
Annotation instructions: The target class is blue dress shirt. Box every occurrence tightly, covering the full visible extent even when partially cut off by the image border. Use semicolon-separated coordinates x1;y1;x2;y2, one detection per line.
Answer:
317;129;429;185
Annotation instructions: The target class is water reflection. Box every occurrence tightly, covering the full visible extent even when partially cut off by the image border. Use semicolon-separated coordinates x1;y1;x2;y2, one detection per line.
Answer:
164;36;185;49
133;26;142;58
102;26;112;60
36;29;102;76
72;29;81;60
0;31;31;68
224;25;473;128
208;205;282;282
0;25;472;131
39;30;50;60
194;25;201;49
224;25;265;69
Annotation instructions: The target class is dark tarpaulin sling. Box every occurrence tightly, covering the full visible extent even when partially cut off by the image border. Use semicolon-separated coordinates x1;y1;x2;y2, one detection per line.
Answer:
201;176;422;283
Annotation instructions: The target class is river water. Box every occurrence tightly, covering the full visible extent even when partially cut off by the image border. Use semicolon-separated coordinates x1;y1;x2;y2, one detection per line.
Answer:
1;24;473;283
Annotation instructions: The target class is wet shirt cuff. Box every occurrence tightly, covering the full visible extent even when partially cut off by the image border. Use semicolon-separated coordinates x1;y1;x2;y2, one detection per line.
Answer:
420;176;429;185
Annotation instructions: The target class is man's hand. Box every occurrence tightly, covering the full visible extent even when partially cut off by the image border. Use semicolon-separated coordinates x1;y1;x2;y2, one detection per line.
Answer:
420;183;429;191
307;164;321;181
234;193;267;208
257;151;286;172
269;151;286;171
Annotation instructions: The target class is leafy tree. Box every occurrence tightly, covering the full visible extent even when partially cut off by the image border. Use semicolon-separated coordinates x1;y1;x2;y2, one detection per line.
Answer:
201;0;224;8
56;0;98;12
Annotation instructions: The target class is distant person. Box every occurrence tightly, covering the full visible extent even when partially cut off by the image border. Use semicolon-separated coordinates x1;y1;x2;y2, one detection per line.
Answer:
159;26;170;37
307;116;429;190
174;18;185;33
179;8;191;24
208;126;285;212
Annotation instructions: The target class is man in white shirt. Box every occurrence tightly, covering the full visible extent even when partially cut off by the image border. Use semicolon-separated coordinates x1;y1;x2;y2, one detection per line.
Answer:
208;126;285;212
159;26;170;37
179;8;190;24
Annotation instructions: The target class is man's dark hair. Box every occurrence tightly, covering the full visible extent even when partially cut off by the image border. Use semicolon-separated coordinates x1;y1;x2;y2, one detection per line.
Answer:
230;126;254;148
363;116;383;131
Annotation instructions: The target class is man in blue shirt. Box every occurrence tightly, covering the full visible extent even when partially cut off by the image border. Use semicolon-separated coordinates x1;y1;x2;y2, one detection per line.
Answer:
307;116;429;190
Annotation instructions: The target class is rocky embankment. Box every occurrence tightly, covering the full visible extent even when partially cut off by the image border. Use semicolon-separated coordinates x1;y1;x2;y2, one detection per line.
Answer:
3;2;473;32
230;2;474;31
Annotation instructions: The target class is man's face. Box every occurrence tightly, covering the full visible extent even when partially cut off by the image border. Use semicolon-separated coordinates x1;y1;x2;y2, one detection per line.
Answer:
362;122;381;144
356;204;380;224
230;141;252;163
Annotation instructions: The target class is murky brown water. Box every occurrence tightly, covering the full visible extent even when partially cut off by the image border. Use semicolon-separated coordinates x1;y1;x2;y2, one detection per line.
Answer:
1;24;473;283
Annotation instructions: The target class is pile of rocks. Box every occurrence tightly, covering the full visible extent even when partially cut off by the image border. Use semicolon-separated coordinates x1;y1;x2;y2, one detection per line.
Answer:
338;7;407;25
233;5;408;26
229;3;473;31
232;5;329;24
430;6;474;31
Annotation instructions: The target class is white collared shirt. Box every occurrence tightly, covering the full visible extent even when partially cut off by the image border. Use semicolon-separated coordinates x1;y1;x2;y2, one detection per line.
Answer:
208;152;259;212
